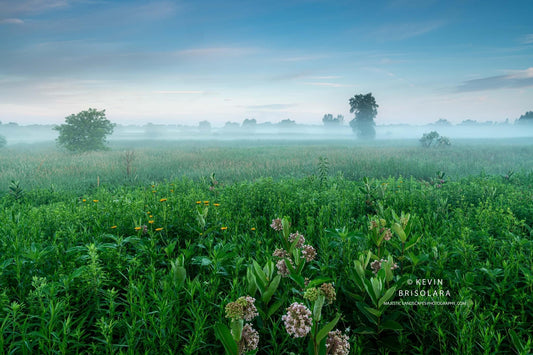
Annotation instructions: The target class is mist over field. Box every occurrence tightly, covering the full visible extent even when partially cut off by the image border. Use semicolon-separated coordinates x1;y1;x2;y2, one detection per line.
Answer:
1;120;532;145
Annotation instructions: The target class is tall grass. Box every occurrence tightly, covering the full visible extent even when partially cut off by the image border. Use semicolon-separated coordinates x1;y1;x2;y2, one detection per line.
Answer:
0;140;531;353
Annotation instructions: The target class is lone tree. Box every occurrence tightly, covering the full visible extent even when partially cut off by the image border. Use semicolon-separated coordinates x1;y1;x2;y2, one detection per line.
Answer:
55;108;115;152
349;93;378;139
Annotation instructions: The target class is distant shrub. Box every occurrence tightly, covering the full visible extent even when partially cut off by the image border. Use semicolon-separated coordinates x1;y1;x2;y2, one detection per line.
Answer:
0;135;6;148
420;131;451;147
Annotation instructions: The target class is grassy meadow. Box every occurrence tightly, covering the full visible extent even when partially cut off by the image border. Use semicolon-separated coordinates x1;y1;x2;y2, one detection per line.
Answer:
0;139;532;354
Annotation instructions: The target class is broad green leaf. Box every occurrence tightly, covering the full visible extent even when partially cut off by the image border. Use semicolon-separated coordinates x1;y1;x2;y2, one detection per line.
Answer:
378;286;396;308
379;319;403;331
262;275;281;304
214;323;239;355
316;313;341;344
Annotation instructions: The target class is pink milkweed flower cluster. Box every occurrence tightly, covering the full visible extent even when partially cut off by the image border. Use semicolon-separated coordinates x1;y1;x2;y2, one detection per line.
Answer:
289;231;305;248
270;218;283;231
225;296;258;321
238;324;259;354
282;302;313;338
326;329;350;355
301;244;317;262
275;259;293;277
371;259;399;274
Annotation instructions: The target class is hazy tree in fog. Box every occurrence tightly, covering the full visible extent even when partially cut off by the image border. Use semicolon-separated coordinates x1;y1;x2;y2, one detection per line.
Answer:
322;114;344;127
516;111;533;124
242;118;257;127
460;119;478;126
223;121;240;132
55;108;115;152
434;118;452;126
0;135;6;148
198;120;211;133
349;93;378;139
278;118;296;127
420;131;451;147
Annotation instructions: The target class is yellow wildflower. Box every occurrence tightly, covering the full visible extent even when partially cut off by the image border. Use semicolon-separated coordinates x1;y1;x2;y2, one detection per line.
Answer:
155;227;163;231
160;198;167;202
149;220;154;224
221;227;228;231
134;227;141;231
93;200;98;203
111;225;117;229
214;203;220;207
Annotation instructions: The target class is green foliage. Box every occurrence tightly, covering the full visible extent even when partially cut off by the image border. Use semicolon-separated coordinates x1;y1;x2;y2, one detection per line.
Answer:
54;108;115;152
8;180;24;203
0;142;531;353
349;93;378;139
317;156;329;185
420;131;451;148
0;135;6;148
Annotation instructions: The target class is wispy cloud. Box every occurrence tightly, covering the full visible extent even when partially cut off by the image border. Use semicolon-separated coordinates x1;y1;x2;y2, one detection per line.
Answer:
270;71;313;81
372;20;446;41
520;34;533;44
277;54;329;62
456;68;533;92
175;47;258;58
0;0;69;16
304;82;348;88
153;90;205;94
244;104;296;110
0;18;24;24
309;76;342;80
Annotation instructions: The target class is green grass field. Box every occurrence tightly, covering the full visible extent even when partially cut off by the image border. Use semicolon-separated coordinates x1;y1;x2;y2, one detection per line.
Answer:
0;139;532;354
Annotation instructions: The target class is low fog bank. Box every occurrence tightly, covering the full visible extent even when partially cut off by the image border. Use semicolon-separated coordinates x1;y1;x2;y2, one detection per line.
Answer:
1;122;532;145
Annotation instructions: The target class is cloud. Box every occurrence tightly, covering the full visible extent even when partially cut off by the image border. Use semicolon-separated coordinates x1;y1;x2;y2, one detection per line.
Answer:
456;68;533;92
277;54;329;62
0;0;69;16
0;18;24;24
521;34;533;44
175;47;258;58
372;20;446;41
304;82;348;88
270;71;313;81
154;90;205;94
244;104;296;110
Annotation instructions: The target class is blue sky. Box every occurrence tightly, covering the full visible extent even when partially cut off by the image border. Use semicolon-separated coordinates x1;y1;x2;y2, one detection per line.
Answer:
0;0;532;125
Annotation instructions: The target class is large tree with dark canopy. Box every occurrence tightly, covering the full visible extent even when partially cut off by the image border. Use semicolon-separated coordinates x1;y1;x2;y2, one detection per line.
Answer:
55;108;115;152
349;93;378;139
